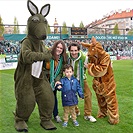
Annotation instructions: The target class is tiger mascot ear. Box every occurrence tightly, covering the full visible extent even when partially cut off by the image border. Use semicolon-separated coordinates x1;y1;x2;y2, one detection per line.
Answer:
80;36;97;48
80;42;90;48
91;36;97;45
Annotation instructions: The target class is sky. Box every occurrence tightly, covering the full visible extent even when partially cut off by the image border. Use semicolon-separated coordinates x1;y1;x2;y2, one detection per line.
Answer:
0;0;133;33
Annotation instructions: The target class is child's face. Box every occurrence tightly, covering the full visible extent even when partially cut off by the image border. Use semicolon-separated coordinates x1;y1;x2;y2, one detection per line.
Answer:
64;68;73;79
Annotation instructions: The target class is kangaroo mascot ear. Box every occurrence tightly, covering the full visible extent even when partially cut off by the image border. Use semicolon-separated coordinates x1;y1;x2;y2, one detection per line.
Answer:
27;0;50;17
40;4;50;17
27;0;39;15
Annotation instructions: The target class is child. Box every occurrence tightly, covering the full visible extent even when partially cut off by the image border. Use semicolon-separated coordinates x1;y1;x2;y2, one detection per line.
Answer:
55;64;84;127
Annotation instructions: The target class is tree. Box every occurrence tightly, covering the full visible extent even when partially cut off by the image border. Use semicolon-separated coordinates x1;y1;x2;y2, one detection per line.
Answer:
79;21;84;28
127;29;133;35
16;21;20;33
72;23;75;27
113;23;120;35
13;17;17;34
24;26;28;34
61;21;68;34
47;24;51;34
0;16;4;36
13;17;20;34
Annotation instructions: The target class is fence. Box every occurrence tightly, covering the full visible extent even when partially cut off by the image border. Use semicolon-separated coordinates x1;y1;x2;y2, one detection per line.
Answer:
1;25;133;57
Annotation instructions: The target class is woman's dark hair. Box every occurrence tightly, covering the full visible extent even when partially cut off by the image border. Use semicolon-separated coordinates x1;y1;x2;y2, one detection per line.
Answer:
68;42;80;51
63;64;74;72
51;40;67;63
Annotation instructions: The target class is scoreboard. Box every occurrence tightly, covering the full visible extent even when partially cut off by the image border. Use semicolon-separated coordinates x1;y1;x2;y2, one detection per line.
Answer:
70;27;87;35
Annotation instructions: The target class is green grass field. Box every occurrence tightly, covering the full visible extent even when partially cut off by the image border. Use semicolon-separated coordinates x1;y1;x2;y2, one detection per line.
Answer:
0;60;133;133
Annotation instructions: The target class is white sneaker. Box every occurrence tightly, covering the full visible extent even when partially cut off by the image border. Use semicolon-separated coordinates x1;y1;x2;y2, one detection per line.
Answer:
55;115;62;123
84;116;97;122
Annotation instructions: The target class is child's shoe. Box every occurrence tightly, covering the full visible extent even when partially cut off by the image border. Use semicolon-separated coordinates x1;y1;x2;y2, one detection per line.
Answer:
73;120;79;126
62;122;68;127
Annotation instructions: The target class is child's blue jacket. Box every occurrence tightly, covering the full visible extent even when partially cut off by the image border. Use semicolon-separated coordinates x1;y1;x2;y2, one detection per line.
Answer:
57;75;84;107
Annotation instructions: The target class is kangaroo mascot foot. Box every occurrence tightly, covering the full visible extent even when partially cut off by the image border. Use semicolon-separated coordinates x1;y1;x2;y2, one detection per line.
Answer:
40;120;57;130
15;121;28;132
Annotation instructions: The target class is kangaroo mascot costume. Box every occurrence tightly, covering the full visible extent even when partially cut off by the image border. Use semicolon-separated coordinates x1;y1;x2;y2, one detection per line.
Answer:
14;0;56;132
81;37;119;125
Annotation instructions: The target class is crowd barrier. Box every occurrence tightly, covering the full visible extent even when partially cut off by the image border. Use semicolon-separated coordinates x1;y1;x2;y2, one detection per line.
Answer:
1;54;132;70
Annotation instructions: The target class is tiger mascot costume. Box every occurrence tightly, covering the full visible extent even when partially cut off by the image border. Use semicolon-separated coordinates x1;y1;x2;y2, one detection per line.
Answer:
81;37;119;125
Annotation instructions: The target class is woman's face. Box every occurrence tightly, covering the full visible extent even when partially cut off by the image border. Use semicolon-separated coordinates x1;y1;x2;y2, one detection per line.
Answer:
56;43;63;56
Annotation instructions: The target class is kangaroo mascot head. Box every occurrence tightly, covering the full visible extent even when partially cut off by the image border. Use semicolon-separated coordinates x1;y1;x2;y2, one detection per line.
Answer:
27;0;50;40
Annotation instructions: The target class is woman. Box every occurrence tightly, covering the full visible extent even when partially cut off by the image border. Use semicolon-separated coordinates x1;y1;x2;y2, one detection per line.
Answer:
45;40;67;122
